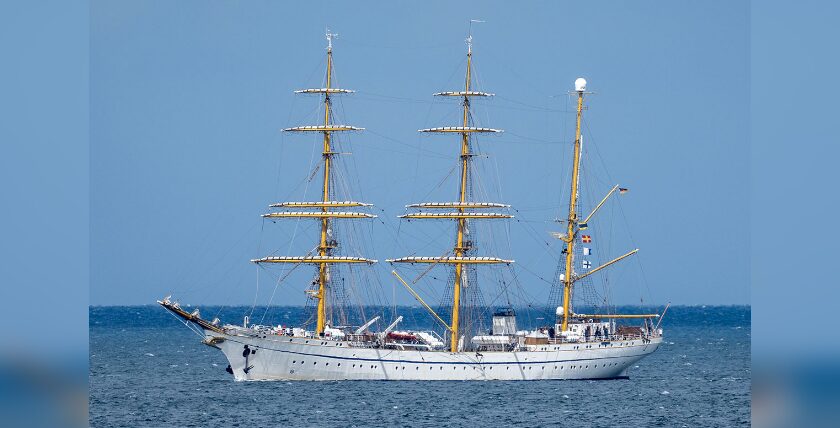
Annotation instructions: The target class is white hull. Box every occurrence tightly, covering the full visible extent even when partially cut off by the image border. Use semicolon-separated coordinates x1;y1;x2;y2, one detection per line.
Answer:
209;330;661;381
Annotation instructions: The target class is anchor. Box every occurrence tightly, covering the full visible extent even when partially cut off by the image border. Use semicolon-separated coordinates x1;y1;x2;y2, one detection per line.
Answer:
242;345;255;374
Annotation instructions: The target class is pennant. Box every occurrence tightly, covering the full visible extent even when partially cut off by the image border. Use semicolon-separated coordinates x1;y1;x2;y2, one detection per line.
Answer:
579;222;589;230
583;247;592;255
619;187;629;194
581;235;592;243
582;260;592;269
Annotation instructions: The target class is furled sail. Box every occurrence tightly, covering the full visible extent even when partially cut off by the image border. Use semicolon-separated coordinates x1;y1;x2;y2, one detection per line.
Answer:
406;202;509;209
418;126;501;133
294;88;355;94
283;125;364;132
387;256;513;264
433;91;494;97
252;256;376;264
270;201;373;208
399;212;511;219
263;211;377;219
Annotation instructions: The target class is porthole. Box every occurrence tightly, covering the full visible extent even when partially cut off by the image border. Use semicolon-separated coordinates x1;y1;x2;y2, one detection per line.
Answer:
292;360;296;364
337;363;341;367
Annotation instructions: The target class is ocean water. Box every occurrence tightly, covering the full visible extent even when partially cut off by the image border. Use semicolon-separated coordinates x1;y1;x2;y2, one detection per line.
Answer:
90;306;750;427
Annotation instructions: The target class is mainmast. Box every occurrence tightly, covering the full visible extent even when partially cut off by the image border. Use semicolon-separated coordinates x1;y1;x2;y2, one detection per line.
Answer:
389;33;512;353
252;30;376;336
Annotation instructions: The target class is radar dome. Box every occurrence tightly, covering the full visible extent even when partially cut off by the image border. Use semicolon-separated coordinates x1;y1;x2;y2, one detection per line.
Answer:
574;77;587;92
556;306;565;316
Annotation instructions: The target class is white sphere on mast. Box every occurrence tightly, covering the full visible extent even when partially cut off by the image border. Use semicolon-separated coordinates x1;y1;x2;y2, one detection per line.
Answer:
575;77;587;92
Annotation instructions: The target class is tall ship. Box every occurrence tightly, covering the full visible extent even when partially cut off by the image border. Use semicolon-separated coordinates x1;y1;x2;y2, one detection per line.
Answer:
160;30;665;381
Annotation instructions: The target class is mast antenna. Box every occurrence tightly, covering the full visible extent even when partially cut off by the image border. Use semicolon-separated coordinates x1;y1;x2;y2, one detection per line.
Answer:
467;19;485;53
326;27;338;50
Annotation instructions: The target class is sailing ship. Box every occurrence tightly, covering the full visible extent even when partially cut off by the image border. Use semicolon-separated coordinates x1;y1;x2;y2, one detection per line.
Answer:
159;30;665;381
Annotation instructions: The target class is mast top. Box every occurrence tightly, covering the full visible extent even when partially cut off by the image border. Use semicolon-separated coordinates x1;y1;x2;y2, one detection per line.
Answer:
575;77;587;93
326;28;337;51
467;19;484;54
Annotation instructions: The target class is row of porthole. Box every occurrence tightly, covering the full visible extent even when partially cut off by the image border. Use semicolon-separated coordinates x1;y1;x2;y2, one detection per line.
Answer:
540;344;601;351
290;339;345;347
285;339;633;349
287;361;621;370
289;360;381;370
283;339;634;348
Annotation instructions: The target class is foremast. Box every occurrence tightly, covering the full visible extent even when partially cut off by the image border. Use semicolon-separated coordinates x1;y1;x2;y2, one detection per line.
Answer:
252;30;376;336
389;34;511;353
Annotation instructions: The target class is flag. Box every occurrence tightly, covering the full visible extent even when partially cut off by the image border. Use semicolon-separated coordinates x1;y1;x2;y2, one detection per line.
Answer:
579;222;589;229
583;247;592;255
582;260;592;269
581;235;592;243
619;187;629;194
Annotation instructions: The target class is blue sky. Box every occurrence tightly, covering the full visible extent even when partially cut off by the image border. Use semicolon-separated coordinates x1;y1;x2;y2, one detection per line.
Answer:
89;0;750;306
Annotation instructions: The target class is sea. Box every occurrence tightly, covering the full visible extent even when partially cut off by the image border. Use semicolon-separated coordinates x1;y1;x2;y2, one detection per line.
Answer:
90;305;750;427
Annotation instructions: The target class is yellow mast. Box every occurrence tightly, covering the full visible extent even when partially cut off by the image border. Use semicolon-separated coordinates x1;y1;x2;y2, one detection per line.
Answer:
258;30;376;336
553;79;645;328
450;36;473;353
561;78;587;332
390;29;510;352
316;33;335;335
